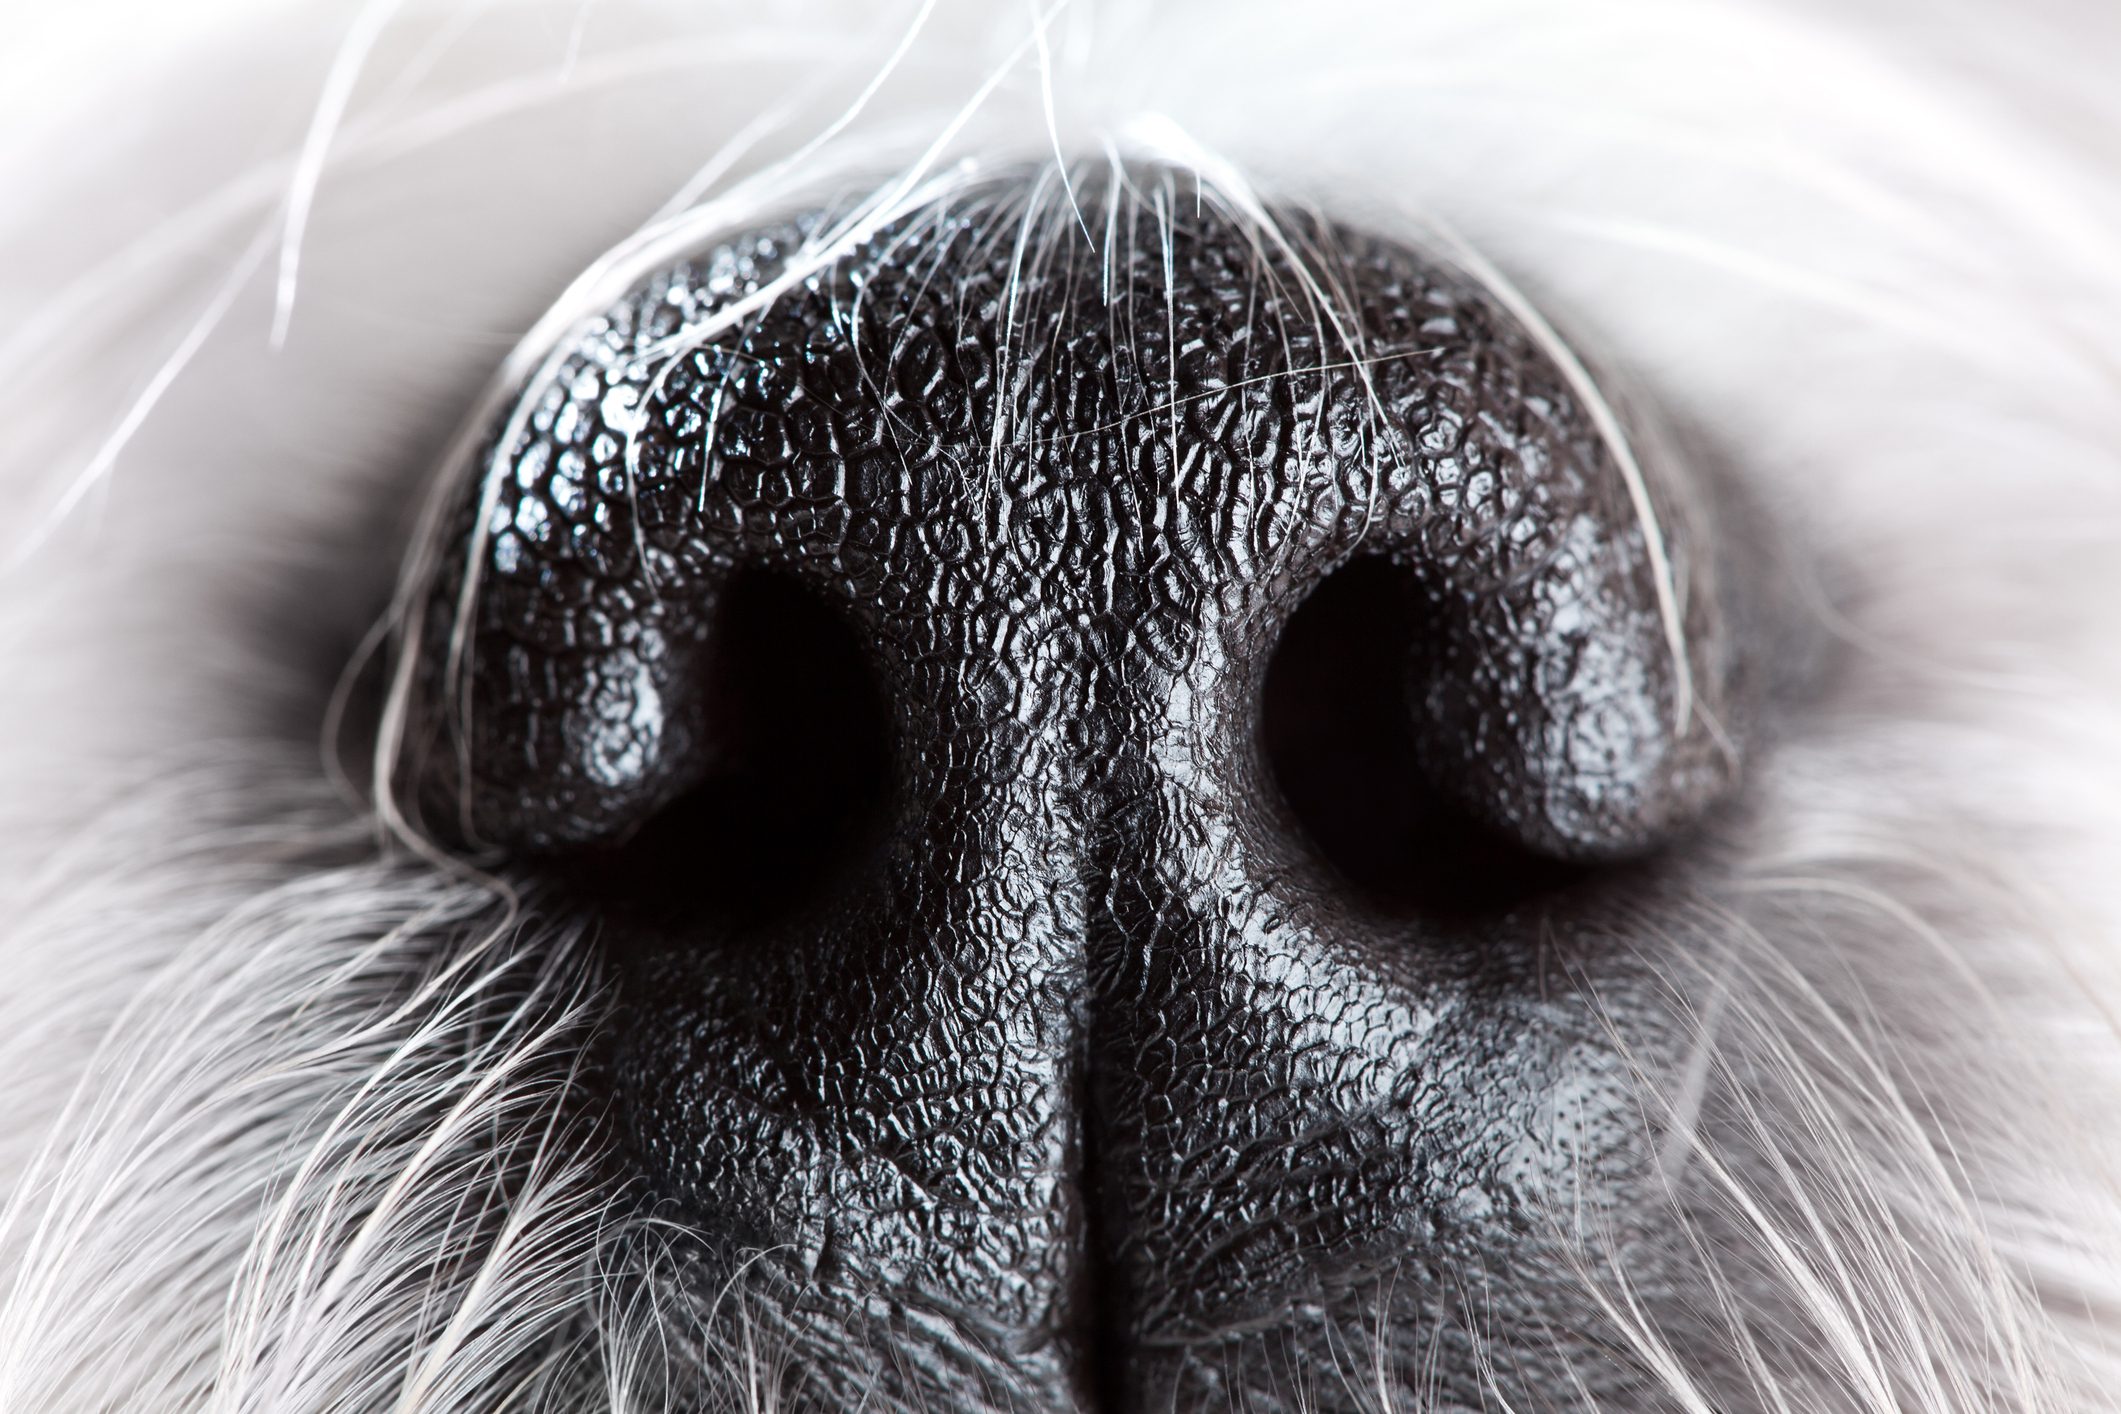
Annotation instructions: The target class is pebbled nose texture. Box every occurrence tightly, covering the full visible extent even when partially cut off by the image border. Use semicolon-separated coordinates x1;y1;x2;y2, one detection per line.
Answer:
407;169;1748;1409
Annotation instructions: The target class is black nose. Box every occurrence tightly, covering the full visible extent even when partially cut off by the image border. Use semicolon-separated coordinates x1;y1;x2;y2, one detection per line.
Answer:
399;169;1748;1412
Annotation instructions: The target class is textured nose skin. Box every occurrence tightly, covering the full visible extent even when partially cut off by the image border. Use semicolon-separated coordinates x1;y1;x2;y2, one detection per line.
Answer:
408;169;1745;1409
618;691;1100;1407
1086;666;1644;1408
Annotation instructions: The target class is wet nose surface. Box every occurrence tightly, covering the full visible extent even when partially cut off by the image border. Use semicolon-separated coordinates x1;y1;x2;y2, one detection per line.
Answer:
408;169;1745;1410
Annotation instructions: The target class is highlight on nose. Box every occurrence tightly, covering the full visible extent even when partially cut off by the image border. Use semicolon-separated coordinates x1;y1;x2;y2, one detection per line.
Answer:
389;163;1755;1410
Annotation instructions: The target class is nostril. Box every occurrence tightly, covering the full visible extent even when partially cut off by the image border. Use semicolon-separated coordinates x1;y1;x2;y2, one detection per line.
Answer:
1260;556;1585;917
556;570;893;929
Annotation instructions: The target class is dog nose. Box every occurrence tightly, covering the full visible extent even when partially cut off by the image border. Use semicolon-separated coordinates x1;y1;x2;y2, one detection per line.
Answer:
397;168;1749;1411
